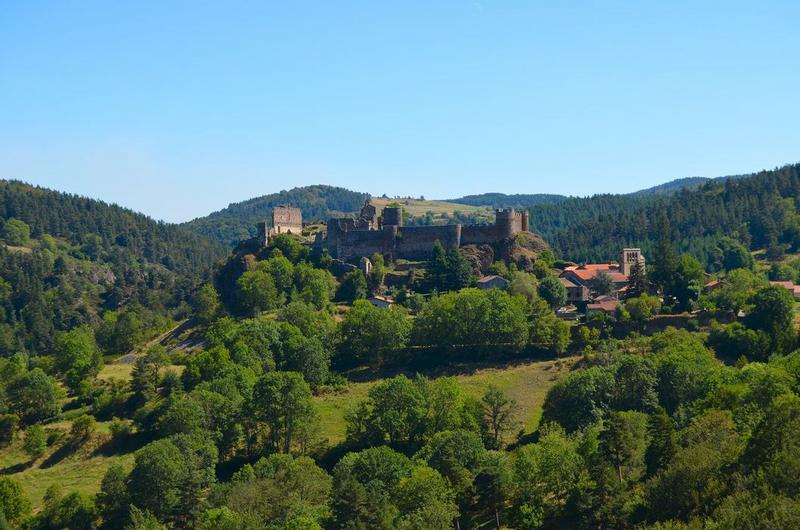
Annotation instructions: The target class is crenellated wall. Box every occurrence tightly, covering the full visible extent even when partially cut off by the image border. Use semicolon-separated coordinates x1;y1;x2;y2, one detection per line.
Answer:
396;225;461;258
324;205;527;261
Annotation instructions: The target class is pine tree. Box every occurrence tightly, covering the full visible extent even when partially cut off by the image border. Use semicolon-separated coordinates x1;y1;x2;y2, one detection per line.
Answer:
446;246;473;291
626;259;647;298
651;212;676;296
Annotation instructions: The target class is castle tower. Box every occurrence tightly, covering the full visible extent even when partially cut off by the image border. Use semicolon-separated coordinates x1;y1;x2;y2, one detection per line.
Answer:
256;221;268;248
382;206;403;227
272;206;303;235
495;208;517;238
619;248;645;276
358;200;377;230
521;211;529;232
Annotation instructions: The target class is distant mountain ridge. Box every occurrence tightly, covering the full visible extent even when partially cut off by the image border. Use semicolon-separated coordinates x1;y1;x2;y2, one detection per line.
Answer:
629;176;710;196
183;185;369;245
447;193;568;209
447;173;748;208
630;172;753;196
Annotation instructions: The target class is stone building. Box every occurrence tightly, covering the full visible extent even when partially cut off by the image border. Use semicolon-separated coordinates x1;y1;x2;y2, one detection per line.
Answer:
476;275;510;290
325;200;529;261
559;248;646;302
255;206;304;248
272;206;303;235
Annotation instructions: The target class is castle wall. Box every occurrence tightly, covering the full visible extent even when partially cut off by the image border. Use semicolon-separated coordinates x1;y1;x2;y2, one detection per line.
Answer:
461;224;502;245
335;228;390;260
396;225;461;258
323;206;528;261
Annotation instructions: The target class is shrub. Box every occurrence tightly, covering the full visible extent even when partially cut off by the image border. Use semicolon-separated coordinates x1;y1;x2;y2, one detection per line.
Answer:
70;415;97;442
23;425;47;460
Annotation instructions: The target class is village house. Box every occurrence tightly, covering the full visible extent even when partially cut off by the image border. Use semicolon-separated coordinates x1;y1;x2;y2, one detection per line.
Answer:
368;295;395;308
559;248;645;303
559;276;590;304
769;280;800;300
703;279;725;293
476;275;510;290
586;296;621;317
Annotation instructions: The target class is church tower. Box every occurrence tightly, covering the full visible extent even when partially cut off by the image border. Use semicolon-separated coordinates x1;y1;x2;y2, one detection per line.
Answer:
619;248;645;276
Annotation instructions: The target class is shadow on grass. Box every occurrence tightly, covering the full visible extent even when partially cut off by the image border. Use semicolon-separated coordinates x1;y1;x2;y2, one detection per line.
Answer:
0;460;34;475
40;441;80;469
92;431;150;458
341;350;572;384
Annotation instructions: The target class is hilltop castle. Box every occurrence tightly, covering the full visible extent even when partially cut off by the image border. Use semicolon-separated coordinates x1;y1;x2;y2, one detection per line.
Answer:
325;200;529;261
256;206;303;246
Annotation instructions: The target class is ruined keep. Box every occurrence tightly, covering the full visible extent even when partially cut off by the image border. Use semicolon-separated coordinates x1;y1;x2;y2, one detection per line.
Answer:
325;199;530;261
272;206;303;235
253;206;303;249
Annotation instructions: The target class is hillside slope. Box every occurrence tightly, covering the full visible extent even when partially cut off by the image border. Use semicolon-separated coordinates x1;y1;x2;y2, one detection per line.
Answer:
0;180;227;354
0;180;226;275
184;185;369;245
448;192;567;208
531;163;800;265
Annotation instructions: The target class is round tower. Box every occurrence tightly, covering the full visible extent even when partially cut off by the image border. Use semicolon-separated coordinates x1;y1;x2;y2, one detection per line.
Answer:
382;206;403;227
495;208;515;238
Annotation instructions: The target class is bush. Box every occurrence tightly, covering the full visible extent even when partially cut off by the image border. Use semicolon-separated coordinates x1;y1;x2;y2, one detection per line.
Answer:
2;219;30;246
0;414;19;448
109;419;132;446
23;425;47;460
70;415;97;442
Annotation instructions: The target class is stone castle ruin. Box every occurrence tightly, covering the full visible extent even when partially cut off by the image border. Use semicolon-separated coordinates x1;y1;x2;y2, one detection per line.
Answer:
257;206;303;246
325;199;530;261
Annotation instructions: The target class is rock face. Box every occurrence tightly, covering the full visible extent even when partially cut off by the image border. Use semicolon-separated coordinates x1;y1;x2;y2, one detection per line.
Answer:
500;231;550;271
460;244;495;276
461;231;550;275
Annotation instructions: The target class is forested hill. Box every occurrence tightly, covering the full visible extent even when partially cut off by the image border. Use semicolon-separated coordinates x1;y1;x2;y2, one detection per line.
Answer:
0;180;227;275
630;176;710;196
448;192;567;208
532;163;800;265
184;185;369;245
449;173;746;208
0;180;228;354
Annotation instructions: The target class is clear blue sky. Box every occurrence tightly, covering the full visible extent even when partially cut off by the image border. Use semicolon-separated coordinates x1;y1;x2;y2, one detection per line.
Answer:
2;1;799;222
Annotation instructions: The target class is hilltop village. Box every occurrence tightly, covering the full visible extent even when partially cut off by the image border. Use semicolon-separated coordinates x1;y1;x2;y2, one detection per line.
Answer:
250;200;647;316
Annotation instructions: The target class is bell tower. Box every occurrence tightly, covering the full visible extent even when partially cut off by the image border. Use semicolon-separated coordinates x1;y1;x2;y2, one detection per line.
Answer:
619;248;645;276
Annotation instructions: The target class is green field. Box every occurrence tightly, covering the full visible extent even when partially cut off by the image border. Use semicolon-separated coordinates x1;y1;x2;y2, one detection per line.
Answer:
1;355;574;512
316;356;577;445
370;197;494;220
0;421;134;512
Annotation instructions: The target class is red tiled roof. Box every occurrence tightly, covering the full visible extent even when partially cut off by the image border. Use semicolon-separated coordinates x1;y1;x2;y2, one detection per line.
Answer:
587;299;620;313
564;263;618;272
769;281;800;296
564;268;627;283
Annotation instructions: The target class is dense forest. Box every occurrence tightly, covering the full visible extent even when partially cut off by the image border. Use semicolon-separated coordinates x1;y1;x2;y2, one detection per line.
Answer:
184;185;369;245
529;163;800;264
0;180;227;355
448;193;567;208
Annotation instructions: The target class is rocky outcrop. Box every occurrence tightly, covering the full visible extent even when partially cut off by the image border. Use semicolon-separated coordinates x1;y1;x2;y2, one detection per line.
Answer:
499;231;549;271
